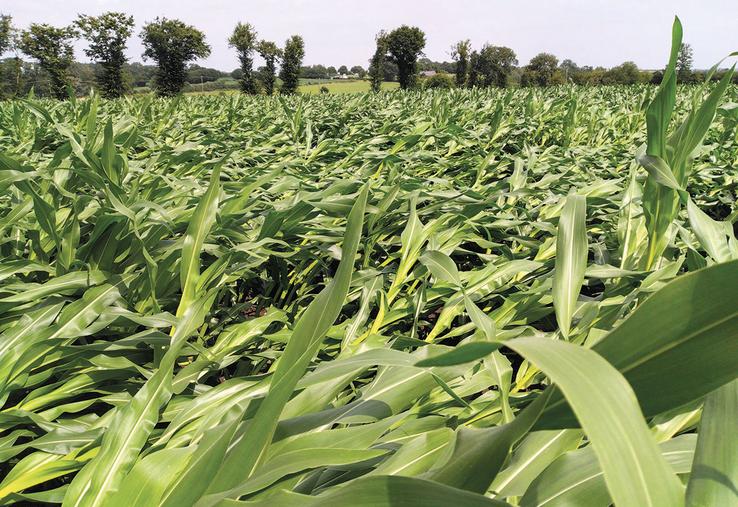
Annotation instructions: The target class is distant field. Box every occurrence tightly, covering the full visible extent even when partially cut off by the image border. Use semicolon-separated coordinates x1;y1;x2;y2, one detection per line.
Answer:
181;80;399;96
299;80;399;94
298;78;333;85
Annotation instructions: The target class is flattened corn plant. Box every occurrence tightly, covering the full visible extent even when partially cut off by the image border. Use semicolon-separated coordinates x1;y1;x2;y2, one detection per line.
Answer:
0;18;737;507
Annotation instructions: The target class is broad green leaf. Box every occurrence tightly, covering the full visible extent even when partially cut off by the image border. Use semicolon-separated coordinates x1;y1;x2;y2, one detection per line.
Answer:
506;336;683;507
415;342;501;367
540;259;738;428
521;435;697;506
424;388;553;493
552;194;587;338
420;250;462;286
686;379;738;507
107;448;194;507
687;199;738;263
254;475;508;507
177;163;222;318
490;430;582;498
201;448;389;504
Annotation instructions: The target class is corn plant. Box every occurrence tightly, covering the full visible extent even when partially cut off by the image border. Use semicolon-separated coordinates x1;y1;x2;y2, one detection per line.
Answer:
0;18;736;507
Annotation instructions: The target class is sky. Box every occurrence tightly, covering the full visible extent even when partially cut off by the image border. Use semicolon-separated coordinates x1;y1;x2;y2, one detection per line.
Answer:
2;0;737;71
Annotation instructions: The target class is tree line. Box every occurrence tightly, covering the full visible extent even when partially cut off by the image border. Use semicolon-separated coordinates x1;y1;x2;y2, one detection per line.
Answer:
0;13;306;99
371;26;734;91
1;13;735;100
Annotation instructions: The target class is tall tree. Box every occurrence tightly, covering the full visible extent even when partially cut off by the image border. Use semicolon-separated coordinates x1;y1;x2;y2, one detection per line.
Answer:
228;22;259;94
140;18;211;97
257;40;281;95
350;65;365;78
472;44;518;87
522;52;559;87
451;39;471;87
0;14;12;55
467;50;480;88
75;12;135;98
368;31;388;93
386;25;426;89
18;23;76;99
677;43;694;83
279;35;305;94
0;14;23;99
337;65;348;75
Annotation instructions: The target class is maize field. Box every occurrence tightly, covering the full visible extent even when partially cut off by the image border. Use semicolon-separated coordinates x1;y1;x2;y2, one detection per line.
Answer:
0;19;737;506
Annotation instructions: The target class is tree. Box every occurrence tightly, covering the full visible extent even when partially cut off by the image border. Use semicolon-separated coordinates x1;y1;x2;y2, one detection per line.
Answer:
327;66;337;77
650;69;664;85
677;43;694;83
522;52;559;87
0;14;12;55
140;18;211;97
603;61;641;85
383;61;398;82
450;39;471;87
417;58;454;73
473;44;518;87
75;12;134;98
424;73;454;89
0;57;24;98
385;25;426;89
0;15;24;100
559;59;579;83
186;64;226;84
257;40;281;95
127;62;157;87
279;35;304;94
229;22;259;94
301;64;329;79
337;65;348;75
368;31;387;92
467;50;480;87
19;23;77;99
350;65;365;78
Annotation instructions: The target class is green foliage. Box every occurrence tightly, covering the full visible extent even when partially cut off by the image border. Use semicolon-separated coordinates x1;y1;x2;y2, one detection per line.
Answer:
0;15;21;100
140;17;211;97
603;61;643;85
228;22;259;95
368;30;388;93
257;40;281;95
350;65;366;77
640;17;736;270
469;44;518;88
451;39;471;87
385;25;426;89
0;14;12;56
423;73;454;89
677;43;695;84
75;12;135;99
0;57;24;99
522;52;560;87
18;23;76;99
279;35;305;95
